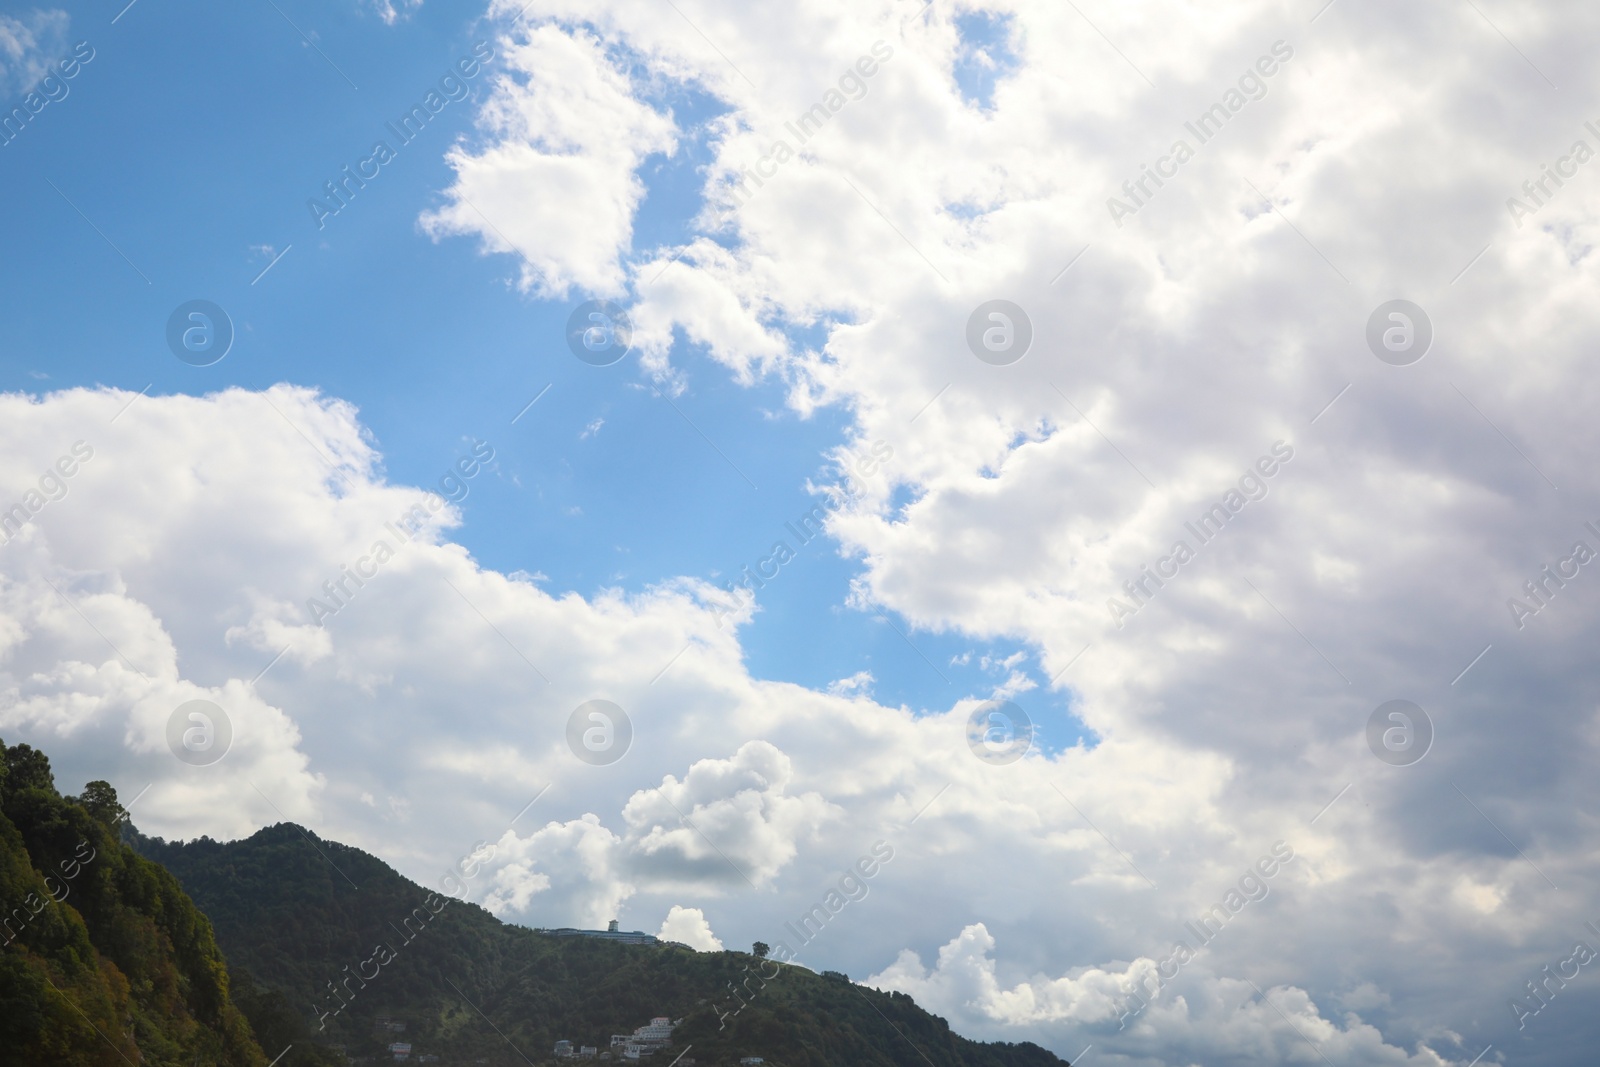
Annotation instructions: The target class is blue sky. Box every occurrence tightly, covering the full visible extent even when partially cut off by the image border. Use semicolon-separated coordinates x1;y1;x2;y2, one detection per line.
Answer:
8;2;1598;1063
0;0;1079;751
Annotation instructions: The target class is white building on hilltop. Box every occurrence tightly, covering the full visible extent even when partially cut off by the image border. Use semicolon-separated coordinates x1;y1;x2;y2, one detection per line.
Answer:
542;918;660;945
612;1014;676;1059
633;1017;673;1043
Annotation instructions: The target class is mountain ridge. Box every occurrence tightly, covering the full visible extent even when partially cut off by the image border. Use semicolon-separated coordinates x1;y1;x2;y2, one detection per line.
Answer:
135;820;1069;1067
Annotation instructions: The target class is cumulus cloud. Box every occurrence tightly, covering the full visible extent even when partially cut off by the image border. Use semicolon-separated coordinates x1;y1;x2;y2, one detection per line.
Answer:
412;0;1600;1062
659;904;723;950
470;741;839;926
869;923;1135;1027
11;0;1600;1062
621;741;838;888
868;925;1452;1067
484;814;628;924
0;355;1568;1066
420;22;677;299
0;384;963;921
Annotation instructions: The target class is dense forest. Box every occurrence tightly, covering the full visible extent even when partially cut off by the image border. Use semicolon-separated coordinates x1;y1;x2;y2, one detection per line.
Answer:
139;822;1069;1067
0;740;267;1065
3;738;1067;1067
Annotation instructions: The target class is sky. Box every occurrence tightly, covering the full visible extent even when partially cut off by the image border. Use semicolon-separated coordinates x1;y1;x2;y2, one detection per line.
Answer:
1;1;1598;1065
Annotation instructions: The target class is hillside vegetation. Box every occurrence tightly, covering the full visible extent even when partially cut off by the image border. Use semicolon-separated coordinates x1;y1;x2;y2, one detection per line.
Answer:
0;734;1067;1067
0;740;267;1066
138;822;1069;1067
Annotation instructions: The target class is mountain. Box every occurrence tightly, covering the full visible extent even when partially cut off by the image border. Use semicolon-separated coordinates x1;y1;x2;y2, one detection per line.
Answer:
0;740;268;1066
0;733;1066;1067
134;822;1070;1067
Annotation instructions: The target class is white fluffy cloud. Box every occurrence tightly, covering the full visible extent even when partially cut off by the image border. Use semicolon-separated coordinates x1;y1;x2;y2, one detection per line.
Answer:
870;923;1137;1027
659;904;723;950
403;1;1600;1063
868;924;1453;1066
473;741;839;923
0;364;1569;1067
621;740;838;888
420;22;677;299
9;0;1600;1064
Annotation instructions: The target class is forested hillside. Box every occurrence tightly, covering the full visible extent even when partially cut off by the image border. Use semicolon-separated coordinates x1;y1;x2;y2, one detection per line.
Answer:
1;735;1068;1067
0;740;267;1066
138;822;1069;1067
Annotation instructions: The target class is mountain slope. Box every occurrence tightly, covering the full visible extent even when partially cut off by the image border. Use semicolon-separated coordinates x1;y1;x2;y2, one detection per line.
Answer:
0;740;268;1066
136;822;1068;1067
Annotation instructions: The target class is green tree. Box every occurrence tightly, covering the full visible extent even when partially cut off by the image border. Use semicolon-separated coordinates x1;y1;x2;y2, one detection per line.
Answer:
77;781;125;830
0;738;270;1066
2;743;54;802
752;942;769;958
